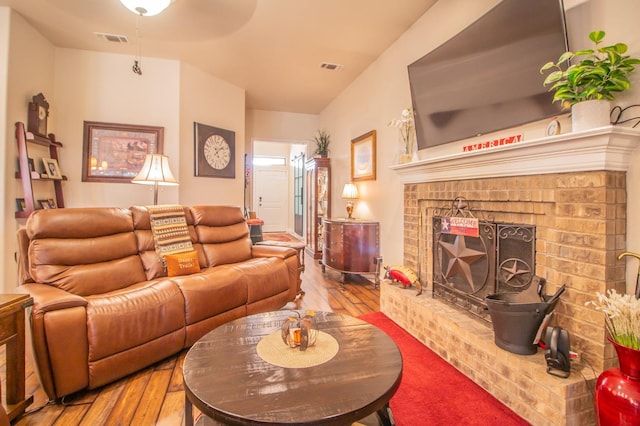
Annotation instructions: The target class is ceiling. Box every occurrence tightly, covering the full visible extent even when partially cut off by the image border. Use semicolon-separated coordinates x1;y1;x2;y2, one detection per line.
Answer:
1;0;438;114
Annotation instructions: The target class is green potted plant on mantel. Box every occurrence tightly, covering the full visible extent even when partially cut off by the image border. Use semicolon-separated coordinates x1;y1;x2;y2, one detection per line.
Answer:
312;129;330;157
540;30;640;132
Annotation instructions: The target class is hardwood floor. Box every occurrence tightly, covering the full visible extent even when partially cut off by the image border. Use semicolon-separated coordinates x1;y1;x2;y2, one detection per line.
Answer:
3;252;381;425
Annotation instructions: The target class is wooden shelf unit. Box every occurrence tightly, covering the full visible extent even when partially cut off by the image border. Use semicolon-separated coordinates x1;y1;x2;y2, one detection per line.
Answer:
15;121;66;218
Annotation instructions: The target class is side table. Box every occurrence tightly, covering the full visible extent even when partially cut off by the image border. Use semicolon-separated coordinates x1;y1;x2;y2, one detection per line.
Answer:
0;294;34;422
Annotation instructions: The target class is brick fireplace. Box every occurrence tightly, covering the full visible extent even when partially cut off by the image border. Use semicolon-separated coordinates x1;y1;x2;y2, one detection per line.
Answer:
384;126;640;425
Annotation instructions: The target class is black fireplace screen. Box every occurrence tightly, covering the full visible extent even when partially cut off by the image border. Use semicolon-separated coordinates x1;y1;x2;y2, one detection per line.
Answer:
432;199;535;321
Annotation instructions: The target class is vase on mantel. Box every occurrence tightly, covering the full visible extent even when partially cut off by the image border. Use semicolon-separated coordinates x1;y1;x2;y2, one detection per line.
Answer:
398;128;418;164
594;337;640;425
571;100;611;132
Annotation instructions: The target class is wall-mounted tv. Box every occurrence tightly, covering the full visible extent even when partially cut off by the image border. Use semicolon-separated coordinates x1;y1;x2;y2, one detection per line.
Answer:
409;0;568;149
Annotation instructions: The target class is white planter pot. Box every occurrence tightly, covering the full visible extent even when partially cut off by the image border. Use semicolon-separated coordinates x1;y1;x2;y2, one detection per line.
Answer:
571;100;611;132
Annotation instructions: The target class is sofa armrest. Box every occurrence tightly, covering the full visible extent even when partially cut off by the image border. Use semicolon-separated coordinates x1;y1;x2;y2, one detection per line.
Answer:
18;283;89;400
20;283;88;314
251;245;297;259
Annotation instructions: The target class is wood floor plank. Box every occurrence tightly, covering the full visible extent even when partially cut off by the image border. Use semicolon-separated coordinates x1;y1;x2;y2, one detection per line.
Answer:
7;250;380;425
130;369;172;425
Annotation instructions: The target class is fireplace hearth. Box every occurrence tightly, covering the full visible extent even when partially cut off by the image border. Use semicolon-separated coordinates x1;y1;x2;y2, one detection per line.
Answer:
432;197;535;321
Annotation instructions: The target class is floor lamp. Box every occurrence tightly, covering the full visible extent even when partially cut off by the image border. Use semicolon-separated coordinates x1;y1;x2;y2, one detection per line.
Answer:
132;154;178;205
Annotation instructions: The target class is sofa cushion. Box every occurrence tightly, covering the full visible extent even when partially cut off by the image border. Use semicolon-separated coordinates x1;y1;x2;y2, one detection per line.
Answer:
26;208;147;296
86;279;185;361
233;257;291;303
190;205;252;267
166;251;200;276
172;265;248;326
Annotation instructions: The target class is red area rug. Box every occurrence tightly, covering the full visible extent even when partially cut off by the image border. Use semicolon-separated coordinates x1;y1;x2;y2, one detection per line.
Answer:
357;312;530;425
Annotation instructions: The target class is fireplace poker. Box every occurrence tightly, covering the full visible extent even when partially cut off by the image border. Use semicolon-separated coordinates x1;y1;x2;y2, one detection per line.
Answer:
618;251;640;299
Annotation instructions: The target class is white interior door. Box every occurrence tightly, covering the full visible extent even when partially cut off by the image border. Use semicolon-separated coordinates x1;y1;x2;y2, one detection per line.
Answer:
254;166;288;232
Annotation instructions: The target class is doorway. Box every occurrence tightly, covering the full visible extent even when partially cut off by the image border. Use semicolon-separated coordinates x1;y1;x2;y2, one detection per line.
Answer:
254;165;288;232
252;140;308;236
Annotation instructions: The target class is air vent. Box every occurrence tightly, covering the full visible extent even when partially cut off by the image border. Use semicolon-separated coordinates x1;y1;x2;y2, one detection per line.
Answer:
320;62;344;71
94;32;129;43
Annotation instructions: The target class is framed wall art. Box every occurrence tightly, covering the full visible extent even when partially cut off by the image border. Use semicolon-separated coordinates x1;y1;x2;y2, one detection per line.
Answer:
82;121;164;183
351;130;376;182
194;122;236;178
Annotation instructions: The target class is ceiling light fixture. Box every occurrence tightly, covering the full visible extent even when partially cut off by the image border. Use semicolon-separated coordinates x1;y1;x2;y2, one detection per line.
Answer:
119;0;173;17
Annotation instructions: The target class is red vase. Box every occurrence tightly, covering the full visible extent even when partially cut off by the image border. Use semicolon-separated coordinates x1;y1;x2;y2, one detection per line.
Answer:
595;338;640;425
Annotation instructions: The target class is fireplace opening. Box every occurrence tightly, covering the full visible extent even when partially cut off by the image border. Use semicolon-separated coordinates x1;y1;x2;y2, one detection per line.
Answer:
432;198;535;321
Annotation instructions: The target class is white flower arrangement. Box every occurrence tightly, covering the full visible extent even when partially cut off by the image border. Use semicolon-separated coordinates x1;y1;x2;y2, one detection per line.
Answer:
586;289;640;349
388;107;415;155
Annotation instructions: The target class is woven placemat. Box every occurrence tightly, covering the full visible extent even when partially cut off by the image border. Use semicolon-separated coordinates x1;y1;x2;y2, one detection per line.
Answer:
256;330;339;368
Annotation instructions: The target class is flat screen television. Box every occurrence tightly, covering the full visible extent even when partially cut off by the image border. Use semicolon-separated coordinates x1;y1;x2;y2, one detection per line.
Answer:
408;0;568;149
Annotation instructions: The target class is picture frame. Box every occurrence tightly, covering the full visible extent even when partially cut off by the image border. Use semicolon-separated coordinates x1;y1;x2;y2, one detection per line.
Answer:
350;130;376;182
42;158;63;180
16;198;26;212
82;121;164;183
48;198;57;209
38;199;52;209
194;122;236;178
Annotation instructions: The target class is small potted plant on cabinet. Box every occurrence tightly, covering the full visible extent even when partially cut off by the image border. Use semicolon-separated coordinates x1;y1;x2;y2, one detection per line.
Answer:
312;129;330;157
540;30;640;132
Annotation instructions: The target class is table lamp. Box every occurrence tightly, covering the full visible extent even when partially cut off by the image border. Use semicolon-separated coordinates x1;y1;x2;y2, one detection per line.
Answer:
341;182;359;219
132;154;178;205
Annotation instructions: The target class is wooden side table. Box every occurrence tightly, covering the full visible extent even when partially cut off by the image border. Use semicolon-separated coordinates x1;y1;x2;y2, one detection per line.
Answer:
322;218;382;286
0;294;34;422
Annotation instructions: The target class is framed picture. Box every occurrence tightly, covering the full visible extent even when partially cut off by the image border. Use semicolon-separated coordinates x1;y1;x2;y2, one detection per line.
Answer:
351;130;376;182
82;121;164;183
28;158;35;172
16;198;26;212
43;158;63;179
48;198;57;209
194;122;236;178
38;199;52;209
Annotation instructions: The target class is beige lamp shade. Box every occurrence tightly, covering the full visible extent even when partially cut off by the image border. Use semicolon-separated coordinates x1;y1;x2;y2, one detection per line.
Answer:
341;182;359;219
132;154;178;205
119;0;173;16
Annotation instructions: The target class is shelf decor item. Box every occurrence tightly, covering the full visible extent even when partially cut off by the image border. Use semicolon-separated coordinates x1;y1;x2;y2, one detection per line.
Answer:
281;311;318;351
540;30;640;132
587;288;640;424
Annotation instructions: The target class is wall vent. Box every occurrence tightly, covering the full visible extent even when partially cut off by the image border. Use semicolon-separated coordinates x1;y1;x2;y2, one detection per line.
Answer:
94;32;129;43
320;62;344;71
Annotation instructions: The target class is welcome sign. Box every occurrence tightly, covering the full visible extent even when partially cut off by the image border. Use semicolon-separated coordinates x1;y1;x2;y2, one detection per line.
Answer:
441;217;479;238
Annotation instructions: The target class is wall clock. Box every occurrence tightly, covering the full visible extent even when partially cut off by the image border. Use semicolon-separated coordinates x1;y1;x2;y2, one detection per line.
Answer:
194;122;236;178
28;93;49;137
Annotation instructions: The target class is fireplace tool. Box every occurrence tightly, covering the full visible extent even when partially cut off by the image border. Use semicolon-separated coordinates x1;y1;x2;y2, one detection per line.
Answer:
617;251;640;299
485;277;566;355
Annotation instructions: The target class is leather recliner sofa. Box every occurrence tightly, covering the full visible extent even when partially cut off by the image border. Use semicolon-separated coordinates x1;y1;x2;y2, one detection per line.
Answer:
16;205;301;401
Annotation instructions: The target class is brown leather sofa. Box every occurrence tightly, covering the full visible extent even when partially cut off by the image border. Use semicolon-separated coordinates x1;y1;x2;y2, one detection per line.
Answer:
16;205;301;401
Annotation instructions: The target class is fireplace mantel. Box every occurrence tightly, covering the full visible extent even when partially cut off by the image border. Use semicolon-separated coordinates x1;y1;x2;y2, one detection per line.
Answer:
390;126;640;183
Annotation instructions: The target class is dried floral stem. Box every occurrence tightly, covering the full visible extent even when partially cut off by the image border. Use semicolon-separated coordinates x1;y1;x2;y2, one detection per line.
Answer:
586;289;640;349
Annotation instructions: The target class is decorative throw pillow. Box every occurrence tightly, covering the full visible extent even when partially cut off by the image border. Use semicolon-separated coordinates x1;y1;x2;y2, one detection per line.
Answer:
165;250;200;277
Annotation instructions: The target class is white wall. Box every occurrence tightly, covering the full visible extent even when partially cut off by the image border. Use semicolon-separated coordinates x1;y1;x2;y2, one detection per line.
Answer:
54;49;181;207
3;8;55;293
320;0;640;293
179;63;245;207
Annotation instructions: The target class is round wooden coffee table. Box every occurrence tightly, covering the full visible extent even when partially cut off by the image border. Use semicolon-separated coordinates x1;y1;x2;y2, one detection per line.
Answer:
183;310;402;425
